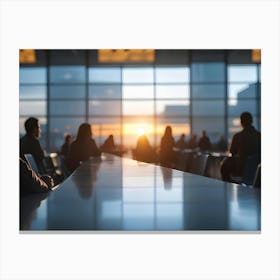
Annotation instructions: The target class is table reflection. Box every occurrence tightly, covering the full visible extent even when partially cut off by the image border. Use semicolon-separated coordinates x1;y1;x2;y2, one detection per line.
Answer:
20;192;49;230
21;154;260;231
72;159;101;199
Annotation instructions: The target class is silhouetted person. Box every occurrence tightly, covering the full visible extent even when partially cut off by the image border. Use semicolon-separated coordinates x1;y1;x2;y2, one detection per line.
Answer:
68;123;101;171
215;135;228;152
134;135;156;163
101;134;116;153
198;130;212;151
175;133;187;150
221;112;261;182
159;126;175;167
20;158;54;197
187;134;198;149
20;117;45;172
61;133;72;158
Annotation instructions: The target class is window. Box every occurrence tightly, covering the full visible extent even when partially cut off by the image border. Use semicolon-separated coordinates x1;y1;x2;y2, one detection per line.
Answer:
123;67;154;83
50;66;86;83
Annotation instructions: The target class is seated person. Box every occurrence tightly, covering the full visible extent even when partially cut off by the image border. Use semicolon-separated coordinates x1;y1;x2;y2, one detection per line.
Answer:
20;158;54;196
198;130;212;152
68;123;101;171
175;134;187;150
186;134;198;150
159;126;175;167
221;112;261;182
134;135;156;163
101;134;116;153
20;117;45;172
61;133;72;158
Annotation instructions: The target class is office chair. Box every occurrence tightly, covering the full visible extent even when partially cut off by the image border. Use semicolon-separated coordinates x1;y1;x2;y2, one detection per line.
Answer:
24;154;40;175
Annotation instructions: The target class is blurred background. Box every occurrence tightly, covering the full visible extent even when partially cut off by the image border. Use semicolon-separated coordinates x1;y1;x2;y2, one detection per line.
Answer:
19;49;261;155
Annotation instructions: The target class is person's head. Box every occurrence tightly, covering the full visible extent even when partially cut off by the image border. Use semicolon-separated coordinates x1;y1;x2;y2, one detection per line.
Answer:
180;133;185;139
64;133;71;143
202;130;206;137
164;126;172;137
240;112;253;128
76;123;92;141
24;117;41;138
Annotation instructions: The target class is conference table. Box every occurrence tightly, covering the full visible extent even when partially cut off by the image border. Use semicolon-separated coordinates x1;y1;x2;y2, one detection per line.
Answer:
20;153;261;231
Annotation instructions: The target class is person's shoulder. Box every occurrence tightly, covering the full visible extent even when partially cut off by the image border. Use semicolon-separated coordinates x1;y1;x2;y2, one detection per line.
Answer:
233;130;243;139
20;134;28;142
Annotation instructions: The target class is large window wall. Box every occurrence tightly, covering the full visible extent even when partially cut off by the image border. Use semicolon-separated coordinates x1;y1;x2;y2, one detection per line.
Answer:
19;50;261;153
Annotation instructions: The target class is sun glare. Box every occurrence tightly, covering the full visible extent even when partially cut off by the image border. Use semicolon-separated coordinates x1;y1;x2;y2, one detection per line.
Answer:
137;128;146;136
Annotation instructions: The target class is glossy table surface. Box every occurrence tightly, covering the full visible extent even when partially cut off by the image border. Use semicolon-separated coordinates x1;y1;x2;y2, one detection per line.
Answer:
20;154;261;231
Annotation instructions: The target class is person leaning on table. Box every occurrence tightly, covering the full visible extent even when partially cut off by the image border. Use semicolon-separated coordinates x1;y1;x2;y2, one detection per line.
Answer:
20;158;54;197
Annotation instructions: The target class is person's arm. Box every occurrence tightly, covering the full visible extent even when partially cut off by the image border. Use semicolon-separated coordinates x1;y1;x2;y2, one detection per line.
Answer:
20;158;53;194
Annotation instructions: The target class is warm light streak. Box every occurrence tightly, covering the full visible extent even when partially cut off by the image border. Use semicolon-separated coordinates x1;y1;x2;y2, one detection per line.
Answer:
98;49;155;63
252;49;261;63
20;49;36;63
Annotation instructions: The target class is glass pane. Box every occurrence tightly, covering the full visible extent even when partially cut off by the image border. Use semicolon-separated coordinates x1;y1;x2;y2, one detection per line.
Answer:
50;66;86;83
156;85;190;99
123;101;153;115
20;85;46;99
228;83;257;100
89;85;121;99
192;100;224;116
88;67;121;83
228;65;257;82
19;101;46;115
192;84;225;99
20;67;46;84
50;101;85;115
122;67;153;83
258;65;261;82
123;85;153;99
156;100;189;116
228;99;257;116
50;85;86;99
192;63;225;82
49;117;85;151
89;117;121;146
192;117;225;143
89;100;121;115
156;67;189;83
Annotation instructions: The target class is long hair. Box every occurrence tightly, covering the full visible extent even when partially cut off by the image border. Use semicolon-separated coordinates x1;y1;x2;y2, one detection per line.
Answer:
163;126;172;138
76;123;92;142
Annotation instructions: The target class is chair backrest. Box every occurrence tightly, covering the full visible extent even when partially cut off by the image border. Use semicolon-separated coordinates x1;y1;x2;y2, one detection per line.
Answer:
190;153;209;176
24;154;40;175
205;155;225;180
253;163;261;188
242;154;261;185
